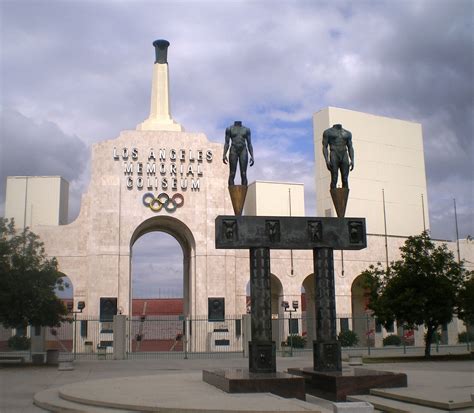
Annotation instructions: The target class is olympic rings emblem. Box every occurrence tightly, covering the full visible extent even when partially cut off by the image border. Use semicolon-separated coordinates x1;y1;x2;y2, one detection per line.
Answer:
142;193;184;213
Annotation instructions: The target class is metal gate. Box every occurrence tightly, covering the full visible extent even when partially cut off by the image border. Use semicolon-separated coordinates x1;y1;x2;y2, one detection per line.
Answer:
129;315;185;353
127;315;245;358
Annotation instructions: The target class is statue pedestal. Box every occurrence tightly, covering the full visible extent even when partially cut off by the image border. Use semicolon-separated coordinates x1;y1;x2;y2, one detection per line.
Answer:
287;367;407;402
330;188;349;218
228;185;247;216
202;369;306;400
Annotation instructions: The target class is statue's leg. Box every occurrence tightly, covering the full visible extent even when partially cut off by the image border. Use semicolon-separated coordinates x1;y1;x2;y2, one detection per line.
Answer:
329;152;338;189
239;150;249;186
341;156;350;188
228;149;238;186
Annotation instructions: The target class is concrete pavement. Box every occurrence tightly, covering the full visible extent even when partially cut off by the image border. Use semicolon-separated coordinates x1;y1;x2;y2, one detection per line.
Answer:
0;353;472;412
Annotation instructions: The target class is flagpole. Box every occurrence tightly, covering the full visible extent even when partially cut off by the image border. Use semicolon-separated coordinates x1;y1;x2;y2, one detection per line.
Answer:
454;198;461;263
382;189;389;269
289;188;294;276
421;194;426;232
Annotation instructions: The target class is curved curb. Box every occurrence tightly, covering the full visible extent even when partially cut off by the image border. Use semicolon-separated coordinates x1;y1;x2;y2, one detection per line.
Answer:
36;372;320;412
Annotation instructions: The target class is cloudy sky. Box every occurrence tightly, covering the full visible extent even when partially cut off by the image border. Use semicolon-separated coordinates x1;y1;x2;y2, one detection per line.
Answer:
1;0;472;297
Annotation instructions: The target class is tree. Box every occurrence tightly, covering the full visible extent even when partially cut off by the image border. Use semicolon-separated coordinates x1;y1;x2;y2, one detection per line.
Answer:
362;231;471;358
457;277;474;326
0;218;67;329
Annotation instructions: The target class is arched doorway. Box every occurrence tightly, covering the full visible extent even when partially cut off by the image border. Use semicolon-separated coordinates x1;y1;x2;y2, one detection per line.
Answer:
50;274;74;352
270;274;284;348
55;274;74;304
302;273;315;347
244;274;284;347
132;232;183;310
244;274;283;315
351;274;372;346
129;216;195;352
270;274;283;316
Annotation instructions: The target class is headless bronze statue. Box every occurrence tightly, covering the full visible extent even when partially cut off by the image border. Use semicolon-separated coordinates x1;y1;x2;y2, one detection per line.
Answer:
223;121;254;186
322;124;354;189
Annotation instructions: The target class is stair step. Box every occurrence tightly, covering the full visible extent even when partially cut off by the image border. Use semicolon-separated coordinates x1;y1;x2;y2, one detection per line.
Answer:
370;388;473;411
34;388;135;412
347;394;453;413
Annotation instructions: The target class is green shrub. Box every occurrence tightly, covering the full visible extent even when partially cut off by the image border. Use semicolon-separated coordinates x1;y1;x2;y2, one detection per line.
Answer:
458;331;474;343
284;334;306;348
8;335;31;350
383;334;402;346
338;330;359;347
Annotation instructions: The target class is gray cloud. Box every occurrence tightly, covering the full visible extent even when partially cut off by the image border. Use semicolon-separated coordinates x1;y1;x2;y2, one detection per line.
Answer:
0;0;472;244
0;109;89;221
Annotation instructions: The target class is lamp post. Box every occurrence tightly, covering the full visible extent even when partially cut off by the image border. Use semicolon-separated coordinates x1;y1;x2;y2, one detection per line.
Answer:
67;301;85;360
281;300;299;356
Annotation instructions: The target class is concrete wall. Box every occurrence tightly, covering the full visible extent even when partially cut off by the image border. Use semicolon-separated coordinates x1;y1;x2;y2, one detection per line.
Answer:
314;107;429;237
29;130;236;321
5;176;69;228
244;181;305;216
3;110;472;347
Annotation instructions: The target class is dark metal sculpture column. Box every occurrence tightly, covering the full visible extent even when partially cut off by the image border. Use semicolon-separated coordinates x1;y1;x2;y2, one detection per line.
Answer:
215;216;366;374
249;247;275;373
313;247;341;371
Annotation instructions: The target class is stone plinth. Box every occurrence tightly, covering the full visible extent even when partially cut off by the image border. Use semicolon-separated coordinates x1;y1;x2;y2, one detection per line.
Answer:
287;367;407;402
330;188;350;218
202;369;306;401
228;185;247;216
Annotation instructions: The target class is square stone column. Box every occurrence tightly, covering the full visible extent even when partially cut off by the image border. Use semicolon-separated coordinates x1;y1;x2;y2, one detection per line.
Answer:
313;247;342;372
249;247;275;373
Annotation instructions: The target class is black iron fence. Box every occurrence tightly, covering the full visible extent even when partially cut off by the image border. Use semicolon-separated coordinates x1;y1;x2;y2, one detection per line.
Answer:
127;315;245;358
0;316;106;360
0;314;471;360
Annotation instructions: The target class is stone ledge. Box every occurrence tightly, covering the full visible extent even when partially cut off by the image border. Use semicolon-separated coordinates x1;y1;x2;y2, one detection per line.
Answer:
288;367;407;402
203;368;306;401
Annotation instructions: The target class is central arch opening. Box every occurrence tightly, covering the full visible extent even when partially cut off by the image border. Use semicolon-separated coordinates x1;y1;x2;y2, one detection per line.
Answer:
129;216;195;352
132;232;184;308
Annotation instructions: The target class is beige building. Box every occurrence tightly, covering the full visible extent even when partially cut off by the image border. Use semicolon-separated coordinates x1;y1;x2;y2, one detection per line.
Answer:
314;107;429;237
3;42;472;351
5;176;69;228
244;181;305;217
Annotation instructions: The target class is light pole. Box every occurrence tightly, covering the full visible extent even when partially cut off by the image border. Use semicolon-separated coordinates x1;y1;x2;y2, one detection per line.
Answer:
67;301;85;360
281;300;299;356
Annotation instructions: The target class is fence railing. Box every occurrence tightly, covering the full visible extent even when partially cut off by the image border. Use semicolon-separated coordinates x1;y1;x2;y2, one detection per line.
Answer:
127;315;245;357
1;314;471;360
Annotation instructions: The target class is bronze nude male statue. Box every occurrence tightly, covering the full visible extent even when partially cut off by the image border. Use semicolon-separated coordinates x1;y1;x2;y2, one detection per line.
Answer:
223;121;254;186
322;124;354;189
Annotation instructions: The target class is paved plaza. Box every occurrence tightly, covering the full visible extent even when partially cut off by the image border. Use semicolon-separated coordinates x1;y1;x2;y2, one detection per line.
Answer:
1;352;473;412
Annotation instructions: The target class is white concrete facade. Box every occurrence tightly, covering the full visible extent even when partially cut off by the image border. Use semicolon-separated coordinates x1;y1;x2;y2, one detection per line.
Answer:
314;107;429;237
243;181;305;217
4;134;472;346
28;131;235;318
3;46;472;349
136;62;183;132
5;176;68;228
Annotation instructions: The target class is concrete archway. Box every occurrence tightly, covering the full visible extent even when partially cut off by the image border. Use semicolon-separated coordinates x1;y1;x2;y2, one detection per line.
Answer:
55;273;74;301
244;274;284;316
270;274;283;317
130;216;196;316
351;274;370;345
302;273;315;346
